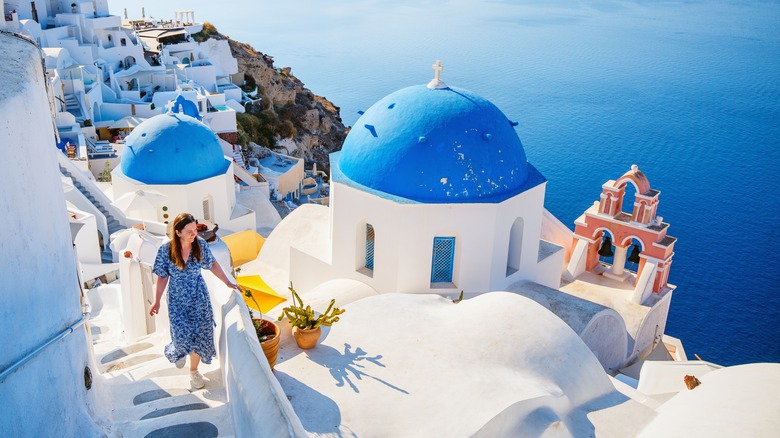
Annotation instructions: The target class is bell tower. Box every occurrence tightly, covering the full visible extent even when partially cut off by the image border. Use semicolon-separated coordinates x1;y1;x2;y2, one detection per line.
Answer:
565;165;676;303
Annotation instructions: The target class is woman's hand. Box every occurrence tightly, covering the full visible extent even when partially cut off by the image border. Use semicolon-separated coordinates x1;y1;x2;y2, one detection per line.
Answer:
149;300;160;316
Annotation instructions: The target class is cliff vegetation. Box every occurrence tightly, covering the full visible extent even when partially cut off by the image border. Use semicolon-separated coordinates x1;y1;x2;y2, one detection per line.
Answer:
192;23;348;174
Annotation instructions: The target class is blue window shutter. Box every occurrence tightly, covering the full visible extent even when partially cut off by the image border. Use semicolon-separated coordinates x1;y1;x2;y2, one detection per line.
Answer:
431;237;455;283
366;224;375;270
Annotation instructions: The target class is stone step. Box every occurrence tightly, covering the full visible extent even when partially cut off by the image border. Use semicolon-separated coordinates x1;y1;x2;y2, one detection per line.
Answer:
140;403;210;420
142;421;219;438
133;388;191;406
100;342;155;364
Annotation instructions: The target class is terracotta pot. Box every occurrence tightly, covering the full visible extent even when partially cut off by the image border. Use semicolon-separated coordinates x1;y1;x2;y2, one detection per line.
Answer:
253;318;280;369
292;325;321;349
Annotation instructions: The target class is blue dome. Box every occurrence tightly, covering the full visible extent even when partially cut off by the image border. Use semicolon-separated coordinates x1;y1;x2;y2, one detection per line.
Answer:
120;113;229;184
337;85;531;203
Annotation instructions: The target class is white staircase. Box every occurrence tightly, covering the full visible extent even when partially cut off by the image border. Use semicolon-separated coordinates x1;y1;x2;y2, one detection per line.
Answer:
65;93;85;124
232;147;245;168
89;285;234;437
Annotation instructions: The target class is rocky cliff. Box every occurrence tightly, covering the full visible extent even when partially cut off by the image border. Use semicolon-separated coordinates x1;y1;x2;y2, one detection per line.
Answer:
193;23;348;175
224;34;347;175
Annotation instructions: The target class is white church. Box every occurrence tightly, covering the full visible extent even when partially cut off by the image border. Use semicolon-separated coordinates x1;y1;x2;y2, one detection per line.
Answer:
111;97;256;234
281;72;559;294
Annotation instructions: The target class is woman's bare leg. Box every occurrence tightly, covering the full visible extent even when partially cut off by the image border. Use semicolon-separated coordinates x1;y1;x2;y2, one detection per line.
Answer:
190;352;200;372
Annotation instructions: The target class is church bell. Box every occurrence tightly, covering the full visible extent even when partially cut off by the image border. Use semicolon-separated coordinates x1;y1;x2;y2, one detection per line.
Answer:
627;244;641;264
598;236;614;258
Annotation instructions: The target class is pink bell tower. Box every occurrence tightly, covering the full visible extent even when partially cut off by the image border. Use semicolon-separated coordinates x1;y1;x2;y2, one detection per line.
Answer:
566;165;676;302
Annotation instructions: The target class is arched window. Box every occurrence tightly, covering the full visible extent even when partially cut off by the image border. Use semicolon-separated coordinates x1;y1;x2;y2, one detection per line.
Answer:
431;237;456;283
120;38;127;46
506;217;524;276
365;224;375;270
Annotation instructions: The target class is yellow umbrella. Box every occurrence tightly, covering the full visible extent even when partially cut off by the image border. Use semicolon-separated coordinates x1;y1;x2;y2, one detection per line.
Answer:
222;230;265;267
237;275;286;314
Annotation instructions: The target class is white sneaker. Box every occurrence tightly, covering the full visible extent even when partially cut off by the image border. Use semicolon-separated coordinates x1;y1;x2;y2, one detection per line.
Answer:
190;370;205;389
175;356;186;369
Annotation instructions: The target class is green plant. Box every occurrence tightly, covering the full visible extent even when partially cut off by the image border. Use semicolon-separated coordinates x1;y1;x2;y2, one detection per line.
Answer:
191;22;220;43
452;290;464;304
242;286;277;342
252;317;276;342
97;161;112;182
278;283;344;330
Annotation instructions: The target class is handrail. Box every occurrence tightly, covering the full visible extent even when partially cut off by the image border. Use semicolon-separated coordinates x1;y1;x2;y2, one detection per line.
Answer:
57;152;127;226
0;316;88;382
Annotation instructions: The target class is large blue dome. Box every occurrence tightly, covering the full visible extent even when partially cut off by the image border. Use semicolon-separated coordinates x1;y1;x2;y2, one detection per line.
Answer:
120;113;229;184
336;85;532;203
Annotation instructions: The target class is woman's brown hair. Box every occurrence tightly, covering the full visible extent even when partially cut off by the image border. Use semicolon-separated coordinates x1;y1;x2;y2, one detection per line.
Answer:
169;213;202;270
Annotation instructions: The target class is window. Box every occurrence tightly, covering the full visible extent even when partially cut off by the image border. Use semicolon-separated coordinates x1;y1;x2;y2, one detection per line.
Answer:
202;198;212;222
506;217;524;276
365;224;375;270
431;237;456;283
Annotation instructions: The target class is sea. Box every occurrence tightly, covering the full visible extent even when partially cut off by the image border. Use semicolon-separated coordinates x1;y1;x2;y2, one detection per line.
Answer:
113;0;779;366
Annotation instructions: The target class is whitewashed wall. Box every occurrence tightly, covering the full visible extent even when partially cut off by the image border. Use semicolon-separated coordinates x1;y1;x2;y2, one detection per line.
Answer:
0;34;104;436
315;180;555;295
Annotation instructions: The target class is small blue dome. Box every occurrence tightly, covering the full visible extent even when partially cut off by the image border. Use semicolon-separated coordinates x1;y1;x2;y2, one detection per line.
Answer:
170;94;201;119
120;113;229;184
337;85;530;203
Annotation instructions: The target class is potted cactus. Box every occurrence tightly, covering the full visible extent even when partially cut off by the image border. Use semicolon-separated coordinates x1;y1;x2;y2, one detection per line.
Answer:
278;283;345;349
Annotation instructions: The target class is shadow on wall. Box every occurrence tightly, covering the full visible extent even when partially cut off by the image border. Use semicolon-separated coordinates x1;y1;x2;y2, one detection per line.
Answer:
273;370;343;434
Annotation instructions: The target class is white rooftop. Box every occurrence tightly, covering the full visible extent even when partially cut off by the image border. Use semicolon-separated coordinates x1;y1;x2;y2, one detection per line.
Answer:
271;291;634;436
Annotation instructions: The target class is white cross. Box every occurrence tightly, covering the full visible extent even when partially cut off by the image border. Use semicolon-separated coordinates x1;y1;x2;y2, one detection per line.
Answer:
432;60;444;82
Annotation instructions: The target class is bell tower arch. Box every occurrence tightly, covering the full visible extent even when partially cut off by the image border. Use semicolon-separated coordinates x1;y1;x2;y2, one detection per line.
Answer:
566;165;676;303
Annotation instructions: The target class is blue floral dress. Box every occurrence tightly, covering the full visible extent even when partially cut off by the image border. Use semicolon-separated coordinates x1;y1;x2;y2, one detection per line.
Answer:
153;238;217;365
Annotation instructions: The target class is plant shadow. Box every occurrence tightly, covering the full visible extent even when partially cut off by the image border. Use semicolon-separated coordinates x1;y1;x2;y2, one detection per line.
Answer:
307;343;409;395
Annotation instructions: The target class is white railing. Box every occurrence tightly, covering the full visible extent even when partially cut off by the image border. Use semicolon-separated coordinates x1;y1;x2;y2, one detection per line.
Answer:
205;275;307;437
57;152;127;229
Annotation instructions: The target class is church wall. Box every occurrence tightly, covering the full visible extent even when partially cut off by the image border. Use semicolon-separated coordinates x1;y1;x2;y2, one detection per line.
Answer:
493;183;548;289
330;182;511;294
397;202;499;293
329;182;400;292
112;162;248;232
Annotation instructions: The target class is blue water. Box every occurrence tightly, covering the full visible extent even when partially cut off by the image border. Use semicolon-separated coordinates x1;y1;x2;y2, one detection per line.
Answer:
114;0;780;366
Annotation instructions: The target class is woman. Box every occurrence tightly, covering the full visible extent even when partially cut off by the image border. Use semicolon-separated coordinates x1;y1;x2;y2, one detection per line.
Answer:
149;213;238;389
